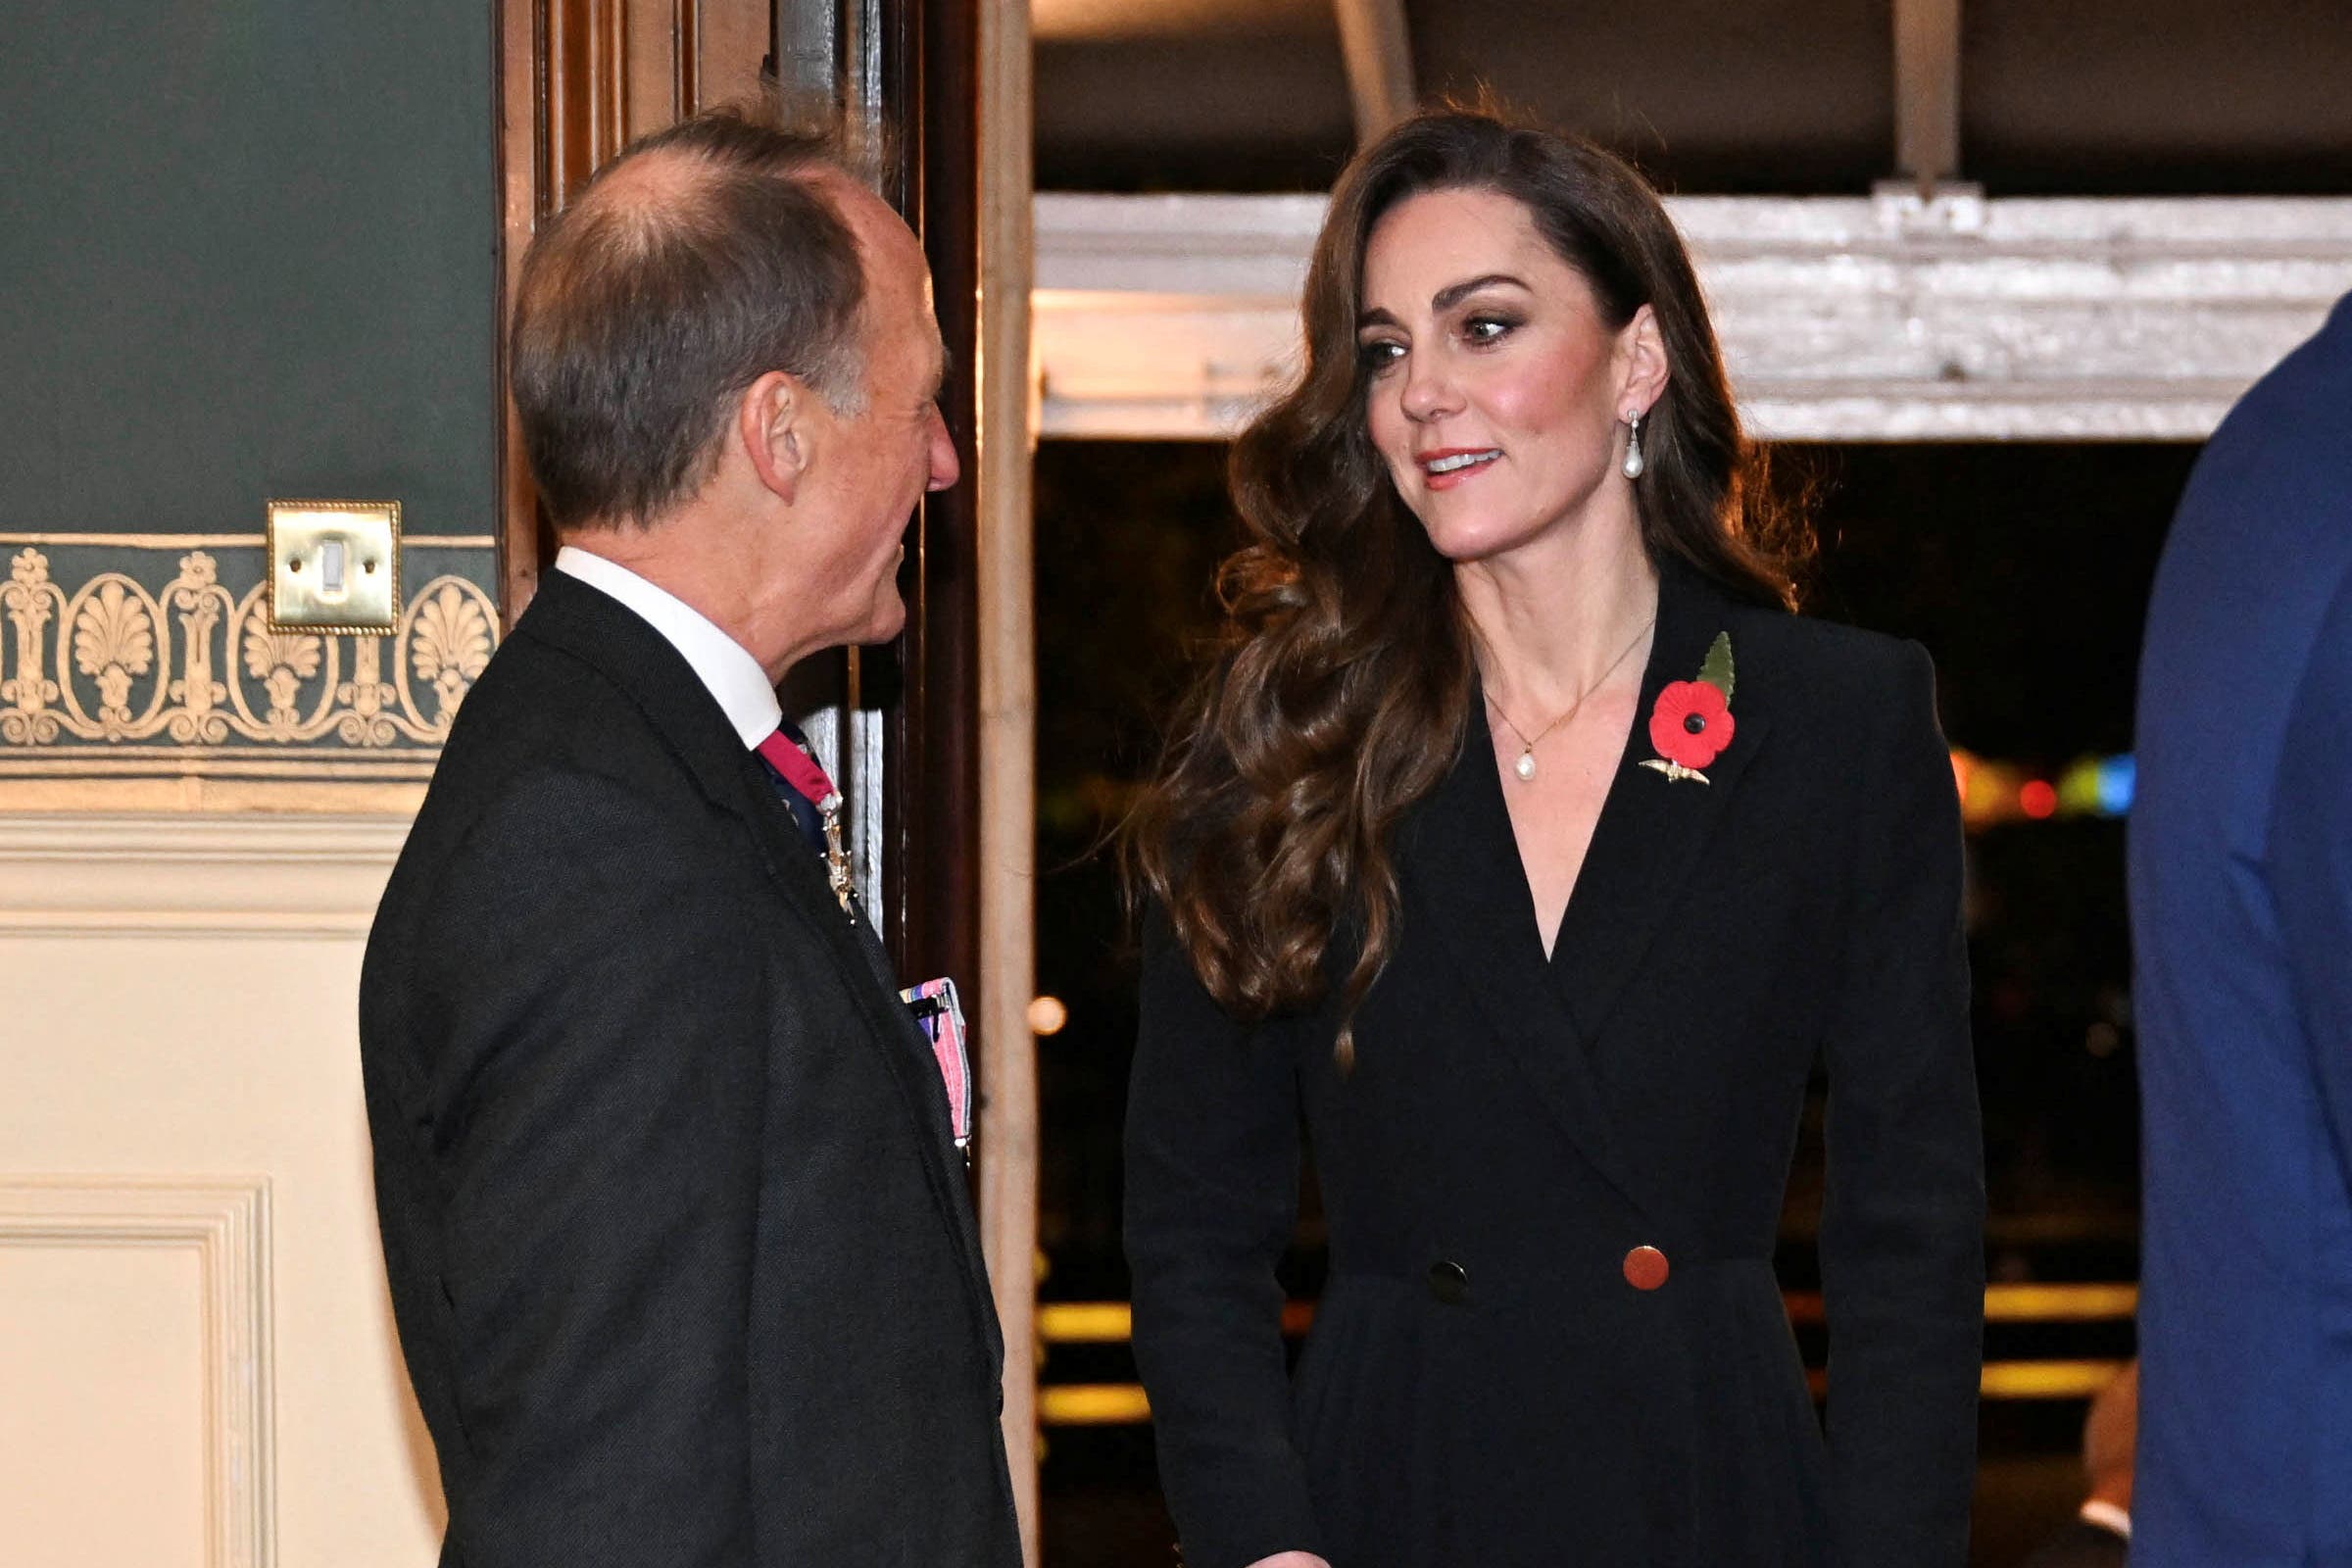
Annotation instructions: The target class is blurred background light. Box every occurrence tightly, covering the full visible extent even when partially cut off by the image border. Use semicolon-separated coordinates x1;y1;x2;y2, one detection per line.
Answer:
1950;750;2134;827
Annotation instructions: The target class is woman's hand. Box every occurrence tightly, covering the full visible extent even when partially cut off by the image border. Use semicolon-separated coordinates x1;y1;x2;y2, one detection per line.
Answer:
1245;1555;1333;1568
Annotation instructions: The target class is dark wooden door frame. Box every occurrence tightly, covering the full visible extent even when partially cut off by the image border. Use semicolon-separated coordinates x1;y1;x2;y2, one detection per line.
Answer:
868;8;1042;1552
879;0;980;1019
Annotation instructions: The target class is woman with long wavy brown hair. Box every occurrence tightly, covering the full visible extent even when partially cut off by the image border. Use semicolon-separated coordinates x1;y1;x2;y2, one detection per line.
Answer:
1124;110;1984;1568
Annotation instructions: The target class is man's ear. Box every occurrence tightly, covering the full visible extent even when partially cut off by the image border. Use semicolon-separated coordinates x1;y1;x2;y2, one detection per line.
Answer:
741;369;816;503
1618;304;1671;417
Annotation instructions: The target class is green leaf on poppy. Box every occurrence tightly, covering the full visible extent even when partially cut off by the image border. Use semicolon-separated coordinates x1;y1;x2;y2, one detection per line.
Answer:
1698;631;1736;702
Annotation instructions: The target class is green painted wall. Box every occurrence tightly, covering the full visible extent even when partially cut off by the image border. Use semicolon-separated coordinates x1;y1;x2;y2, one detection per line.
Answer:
0;3;500;784
0;1;497;539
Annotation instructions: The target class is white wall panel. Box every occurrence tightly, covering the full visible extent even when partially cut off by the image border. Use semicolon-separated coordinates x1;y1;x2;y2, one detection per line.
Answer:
0;817;441;1567
0;1240;207;1568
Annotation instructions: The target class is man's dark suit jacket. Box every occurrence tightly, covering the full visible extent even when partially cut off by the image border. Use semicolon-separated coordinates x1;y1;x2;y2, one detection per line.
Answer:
2131;293;2352;1565
361;570;1020;1568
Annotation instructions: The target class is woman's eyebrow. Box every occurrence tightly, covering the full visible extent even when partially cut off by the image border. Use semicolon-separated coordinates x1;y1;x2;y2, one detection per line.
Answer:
1431;272;1530;312
1358;272;1533;329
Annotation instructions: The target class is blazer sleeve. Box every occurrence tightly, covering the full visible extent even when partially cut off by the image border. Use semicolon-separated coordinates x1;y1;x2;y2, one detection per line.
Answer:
1125;909;1324;1568
2273;564;2352;1182
415;771;768;1568
1817;642;1987;1568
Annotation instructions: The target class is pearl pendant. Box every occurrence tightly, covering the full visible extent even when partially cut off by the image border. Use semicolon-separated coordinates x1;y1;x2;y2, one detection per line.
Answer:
1513;749;1538;781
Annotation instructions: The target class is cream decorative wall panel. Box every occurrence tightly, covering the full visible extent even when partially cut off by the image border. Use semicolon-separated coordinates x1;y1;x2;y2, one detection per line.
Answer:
1;1246;203;1566
0;815;444;1567
0;1179;270;1568
0;814;414;938
0;537;497;794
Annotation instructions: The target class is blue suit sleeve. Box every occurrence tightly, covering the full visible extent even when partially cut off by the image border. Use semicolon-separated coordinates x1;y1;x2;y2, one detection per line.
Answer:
2272;563;2352;1175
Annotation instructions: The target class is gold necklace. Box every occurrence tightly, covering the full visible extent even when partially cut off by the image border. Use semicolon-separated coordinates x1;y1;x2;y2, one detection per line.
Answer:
1484;612;1656;782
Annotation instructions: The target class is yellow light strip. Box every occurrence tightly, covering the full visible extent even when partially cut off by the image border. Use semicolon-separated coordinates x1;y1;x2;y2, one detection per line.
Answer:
1980;1359;2132;1400
1037;1301;1133;1343
1035;1358;2132;1426
1038;1383;1153;1426
1037;1283;2139;1346
1984;1283;2138;1322
1789;1283;2137;1325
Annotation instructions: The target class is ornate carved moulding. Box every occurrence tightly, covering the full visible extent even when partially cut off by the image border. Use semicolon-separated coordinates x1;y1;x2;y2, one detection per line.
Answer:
0;535;498;793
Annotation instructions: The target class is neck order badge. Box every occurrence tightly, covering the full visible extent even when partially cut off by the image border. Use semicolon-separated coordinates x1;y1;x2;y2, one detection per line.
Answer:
755;728;856;915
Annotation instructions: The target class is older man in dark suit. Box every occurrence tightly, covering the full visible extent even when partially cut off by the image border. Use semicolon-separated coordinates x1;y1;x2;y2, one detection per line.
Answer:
360;104;1020;1566
2131;292;2352;1564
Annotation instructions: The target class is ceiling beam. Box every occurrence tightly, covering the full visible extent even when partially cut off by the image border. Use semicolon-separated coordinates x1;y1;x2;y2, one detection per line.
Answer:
1332;0;1415;145
1032;191;2352;441
1893;0;1962;189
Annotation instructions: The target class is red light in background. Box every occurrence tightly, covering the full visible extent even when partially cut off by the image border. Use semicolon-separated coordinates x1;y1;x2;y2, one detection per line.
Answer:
2019;780;2058;819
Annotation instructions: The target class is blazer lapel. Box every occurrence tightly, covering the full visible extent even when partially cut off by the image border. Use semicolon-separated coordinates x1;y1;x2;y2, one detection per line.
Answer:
1548;564;1771;1045
1397;716;1650;1216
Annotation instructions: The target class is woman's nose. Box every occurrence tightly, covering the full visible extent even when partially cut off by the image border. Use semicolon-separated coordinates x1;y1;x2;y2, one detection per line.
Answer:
1397;351;1459;422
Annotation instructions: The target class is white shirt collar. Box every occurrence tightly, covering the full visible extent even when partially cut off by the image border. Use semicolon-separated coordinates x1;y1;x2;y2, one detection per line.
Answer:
2079;1500;2131;1541
553;545;781;751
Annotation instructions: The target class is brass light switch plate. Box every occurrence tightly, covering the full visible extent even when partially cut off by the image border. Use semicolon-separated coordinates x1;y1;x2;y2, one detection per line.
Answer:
268;499;401;633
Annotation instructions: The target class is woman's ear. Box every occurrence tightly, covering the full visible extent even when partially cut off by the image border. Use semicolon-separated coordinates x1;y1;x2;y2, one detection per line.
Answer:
741;369;814;503
1618;303;1670;417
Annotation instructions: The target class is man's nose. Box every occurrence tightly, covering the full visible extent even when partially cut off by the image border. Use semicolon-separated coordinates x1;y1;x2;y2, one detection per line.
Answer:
925;403;961;492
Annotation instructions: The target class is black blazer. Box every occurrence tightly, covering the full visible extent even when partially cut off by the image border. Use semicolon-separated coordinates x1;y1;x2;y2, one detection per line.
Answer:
1127;565;1984;1568
362;572;1020;1568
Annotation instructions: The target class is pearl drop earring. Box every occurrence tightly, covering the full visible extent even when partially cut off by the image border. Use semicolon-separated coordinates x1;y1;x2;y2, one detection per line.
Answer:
1621;410;1645;480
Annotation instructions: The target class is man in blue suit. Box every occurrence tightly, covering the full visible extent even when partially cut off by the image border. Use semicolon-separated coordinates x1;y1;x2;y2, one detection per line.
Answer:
2131;291;2352;1564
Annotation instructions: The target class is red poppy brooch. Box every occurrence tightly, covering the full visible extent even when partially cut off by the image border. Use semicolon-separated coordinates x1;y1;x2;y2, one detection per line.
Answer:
1640;632;1737;784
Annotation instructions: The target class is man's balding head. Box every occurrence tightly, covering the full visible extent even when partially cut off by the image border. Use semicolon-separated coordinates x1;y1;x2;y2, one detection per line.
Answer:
510;104;871;531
